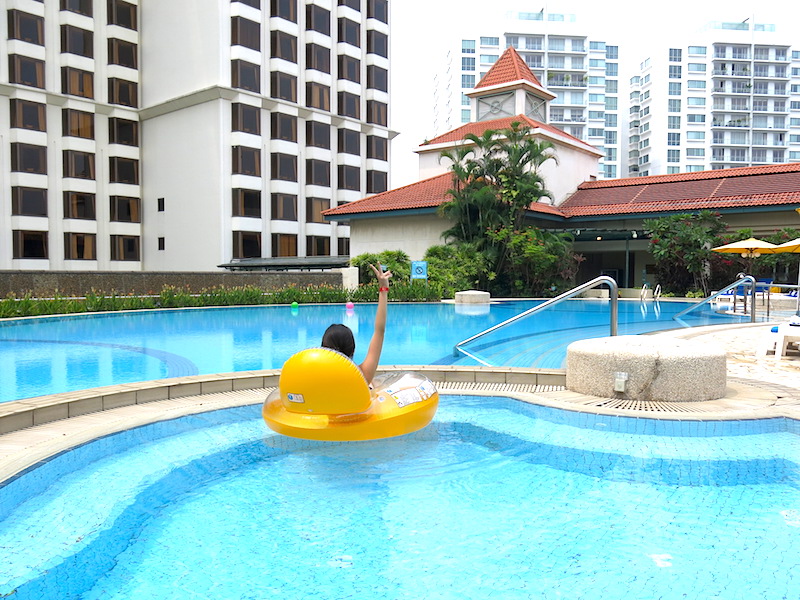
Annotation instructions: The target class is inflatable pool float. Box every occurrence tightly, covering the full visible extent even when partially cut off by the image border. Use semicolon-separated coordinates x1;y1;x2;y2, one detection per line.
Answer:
263;348;439;441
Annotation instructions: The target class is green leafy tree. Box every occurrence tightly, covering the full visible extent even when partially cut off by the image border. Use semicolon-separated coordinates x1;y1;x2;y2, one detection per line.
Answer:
350;250;411;283
423;243;489;297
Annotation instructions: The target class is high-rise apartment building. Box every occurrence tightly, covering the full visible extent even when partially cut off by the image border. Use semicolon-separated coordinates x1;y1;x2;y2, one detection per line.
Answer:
1;0;390;271
629;20;800;176
435;10;623;179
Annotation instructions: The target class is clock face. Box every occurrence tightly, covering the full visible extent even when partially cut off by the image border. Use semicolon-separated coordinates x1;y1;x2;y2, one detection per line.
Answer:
477;93;513;120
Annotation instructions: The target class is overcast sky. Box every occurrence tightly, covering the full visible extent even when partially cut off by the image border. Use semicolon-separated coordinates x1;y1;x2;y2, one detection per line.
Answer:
388;0;800;186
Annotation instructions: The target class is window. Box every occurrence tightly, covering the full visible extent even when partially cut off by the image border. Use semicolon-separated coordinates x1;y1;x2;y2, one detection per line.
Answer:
306;197;330;223
271;153;297;181
480;54;498;65
306;159;330;186
462;57;475;71
306;82;330;110
232;189;261;218
367;0;388;22
338;18;360;47
667;116;681;129
752;149;767;162
232;104;260;134
667;149;680;162
306;4;330;35
8;10;44;44
306;121;330;148
110;235;140;261
606;63;618;76
367;65;388;92
730;148;746;162
366;170;387;193
232;146;261;176
338;165;360;190
232;231;261;259
686;148;705;157
668;82;681;95
63;150;95;179
338;237;350;255
605;45;618;59
604;131;617;145
109;156;139;184
338;55;360;82
232;16;260;51
271;0;297;22
480;36;499;46
10;55;45;89
272;233;297;257
366;135;387;160
687;63;706;72
271;30;297;62
270;112;296;141
605;80;618;93
461;74;475;88
109;78;138;107
688;80;705;90
366;100;387;125
61;0;93;14
463;39;476;53
232;60;260;92
667;133;680;146
62;109;94;139
271;193;297;220
108;38;137;68
108;0;137;30
338;128;360;154
687;97;706;106
11;143;47;174
61;25;93;57
63;191;96;219
338;91;360;118
10;99;46;131
11;187;47;216
367;31;388;57
306;43;330;73
687;131;706;140
688;46;706;55
339;0;360;9
588;128;603;138
109;118;138;146
307;236;330;256
604;97;617;111
13;231;48;259
669;48;682;62
271;71;297;101
110;196;140;222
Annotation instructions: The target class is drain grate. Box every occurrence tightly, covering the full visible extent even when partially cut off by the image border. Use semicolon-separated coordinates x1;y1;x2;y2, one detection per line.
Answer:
567;396;718;413
435;381;565;394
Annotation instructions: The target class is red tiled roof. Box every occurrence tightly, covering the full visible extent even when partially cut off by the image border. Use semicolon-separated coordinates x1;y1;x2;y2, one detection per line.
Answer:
420;114;598;154
323;172;454;217
560;163;800;217
474;46;544;89
326;163;800;219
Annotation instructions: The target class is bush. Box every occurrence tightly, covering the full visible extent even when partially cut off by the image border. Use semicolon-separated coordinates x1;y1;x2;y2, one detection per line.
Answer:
423;243;488;298
351;250;411;283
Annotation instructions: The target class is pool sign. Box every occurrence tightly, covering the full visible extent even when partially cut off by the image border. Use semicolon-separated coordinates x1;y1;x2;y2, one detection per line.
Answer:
411;261;428;280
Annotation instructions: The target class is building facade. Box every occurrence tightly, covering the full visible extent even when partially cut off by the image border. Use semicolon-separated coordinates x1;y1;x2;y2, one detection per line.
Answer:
629;21;800;176
435;10;623;179
1;0;390;272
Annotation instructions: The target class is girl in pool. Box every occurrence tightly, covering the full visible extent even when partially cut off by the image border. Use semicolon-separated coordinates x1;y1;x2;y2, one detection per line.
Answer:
321;263;391;384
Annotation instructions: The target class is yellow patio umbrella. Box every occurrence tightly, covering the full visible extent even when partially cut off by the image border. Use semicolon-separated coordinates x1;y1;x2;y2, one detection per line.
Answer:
772;237;800;315
710;237;779;257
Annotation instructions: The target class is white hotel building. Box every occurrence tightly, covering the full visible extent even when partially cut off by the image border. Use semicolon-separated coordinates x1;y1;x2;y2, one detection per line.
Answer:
629;20;800;176
1;0;390;271
432;10;623;180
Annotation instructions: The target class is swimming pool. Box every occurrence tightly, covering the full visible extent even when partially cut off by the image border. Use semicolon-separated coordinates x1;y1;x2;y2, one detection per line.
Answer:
1;395;798;599
0;299;744;403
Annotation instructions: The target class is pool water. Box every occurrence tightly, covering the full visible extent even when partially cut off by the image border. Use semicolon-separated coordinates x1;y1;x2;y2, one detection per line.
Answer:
1;396;799;599
0;300;744;403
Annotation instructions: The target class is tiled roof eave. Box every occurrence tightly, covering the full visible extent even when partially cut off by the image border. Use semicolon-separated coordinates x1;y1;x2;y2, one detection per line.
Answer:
467;80;556;100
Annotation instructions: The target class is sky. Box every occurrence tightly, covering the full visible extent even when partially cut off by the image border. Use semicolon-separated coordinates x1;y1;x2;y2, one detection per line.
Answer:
388;0;800;187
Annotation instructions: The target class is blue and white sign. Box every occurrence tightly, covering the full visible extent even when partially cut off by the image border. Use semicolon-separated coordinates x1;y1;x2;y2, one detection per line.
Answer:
411;261;428;280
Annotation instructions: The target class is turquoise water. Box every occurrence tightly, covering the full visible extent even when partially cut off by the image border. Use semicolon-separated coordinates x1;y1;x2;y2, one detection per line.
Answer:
0;300;743;403
1;396;799;599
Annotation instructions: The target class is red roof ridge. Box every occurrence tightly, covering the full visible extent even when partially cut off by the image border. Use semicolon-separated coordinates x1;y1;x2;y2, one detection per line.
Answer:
474;46;544;89
579;162;800;189
323;172;453;216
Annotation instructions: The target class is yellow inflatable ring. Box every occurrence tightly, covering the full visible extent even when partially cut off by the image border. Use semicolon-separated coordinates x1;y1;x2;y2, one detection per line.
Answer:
262;348;439;441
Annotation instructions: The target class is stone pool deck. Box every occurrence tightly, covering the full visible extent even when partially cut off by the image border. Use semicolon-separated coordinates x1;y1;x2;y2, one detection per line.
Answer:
1;322;799;484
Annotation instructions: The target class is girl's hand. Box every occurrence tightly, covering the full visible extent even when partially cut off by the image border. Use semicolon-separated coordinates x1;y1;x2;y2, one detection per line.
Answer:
369;263;392;288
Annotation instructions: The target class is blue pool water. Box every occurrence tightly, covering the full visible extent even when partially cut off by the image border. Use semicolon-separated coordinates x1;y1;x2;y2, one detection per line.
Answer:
1;395;799;599
0;300;744;403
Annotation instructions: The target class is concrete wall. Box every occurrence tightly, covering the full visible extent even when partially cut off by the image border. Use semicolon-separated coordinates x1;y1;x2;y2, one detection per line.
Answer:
0;271;343;297
349;214;451;260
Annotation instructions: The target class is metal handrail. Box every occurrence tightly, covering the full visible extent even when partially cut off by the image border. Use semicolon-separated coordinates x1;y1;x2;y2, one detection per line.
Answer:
453;276;619;364
673;275;757;323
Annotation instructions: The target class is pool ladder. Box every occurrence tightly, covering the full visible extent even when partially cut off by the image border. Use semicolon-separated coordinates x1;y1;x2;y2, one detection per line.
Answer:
453;275;619;366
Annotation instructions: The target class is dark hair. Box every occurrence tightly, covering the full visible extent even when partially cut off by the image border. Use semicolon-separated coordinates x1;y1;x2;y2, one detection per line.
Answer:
321;324;355;358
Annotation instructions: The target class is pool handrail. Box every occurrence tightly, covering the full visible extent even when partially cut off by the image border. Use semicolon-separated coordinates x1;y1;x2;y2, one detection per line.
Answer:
673;274;757;323
453;276;619;364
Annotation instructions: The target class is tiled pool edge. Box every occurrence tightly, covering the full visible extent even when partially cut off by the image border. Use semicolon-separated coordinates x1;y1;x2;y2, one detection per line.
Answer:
0;366;567;436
